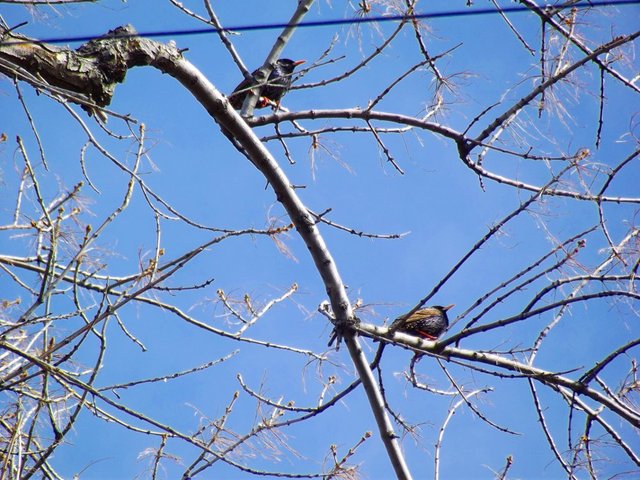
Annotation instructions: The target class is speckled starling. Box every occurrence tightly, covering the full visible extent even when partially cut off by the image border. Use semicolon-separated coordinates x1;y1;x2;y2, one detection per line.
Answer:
229;59;305;110
389;304;454;340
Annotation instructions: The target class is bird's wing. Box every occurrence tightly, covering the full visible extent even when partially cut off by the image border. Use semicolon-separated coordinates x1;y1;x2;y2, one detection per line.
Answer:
403;309;439;325
389;309;435;330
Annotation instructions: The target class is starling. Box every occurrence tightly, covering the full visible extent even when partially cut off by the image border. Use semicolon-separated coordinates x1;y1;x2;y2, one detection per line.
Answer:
388;304;454;340
228;58;305;110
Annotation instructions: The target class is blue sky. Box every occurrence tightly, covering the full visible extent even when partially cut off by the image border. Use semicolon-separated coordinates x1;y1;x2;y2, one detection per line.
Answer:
2;1;639;478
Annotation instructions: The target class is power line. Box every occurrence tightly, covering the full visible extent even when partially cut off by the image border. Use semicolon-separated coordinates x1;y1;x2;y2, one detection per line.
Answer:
2;0;638;47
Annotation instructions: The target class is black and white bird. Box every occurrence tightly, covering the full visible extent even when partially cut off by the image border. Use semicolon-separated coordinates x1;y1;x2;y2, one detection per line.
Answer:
388;304;454;340
228;58;305;110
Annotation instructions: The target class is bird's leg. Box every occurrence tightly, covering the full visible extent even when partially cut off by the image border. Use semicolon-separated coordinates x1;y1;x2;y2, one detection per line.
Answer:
259;97;280;109
416;330;438;340
257;96;270;108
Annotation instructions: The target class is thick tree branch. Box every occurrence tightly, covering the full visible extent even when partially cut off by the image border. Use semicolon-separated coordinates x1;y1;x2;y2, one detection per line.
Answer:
0;24;412;478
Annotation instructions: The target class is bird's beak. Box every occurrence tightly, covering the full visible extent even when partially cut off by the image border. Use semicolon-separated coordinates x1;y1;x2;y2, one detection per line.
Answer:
293;60;306;66
443;304;455;311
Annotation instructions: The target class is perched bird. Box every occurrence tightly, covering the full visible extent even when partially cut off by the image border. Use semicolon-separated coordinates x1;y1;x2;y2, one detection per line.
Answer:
228;58;305;110
388;304;454;340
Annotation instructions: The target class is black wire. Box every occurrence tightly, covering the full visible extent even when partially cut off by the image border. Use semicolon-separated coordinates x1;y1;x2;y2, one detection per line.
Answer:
2;0;638;47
